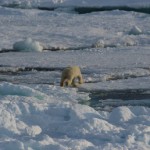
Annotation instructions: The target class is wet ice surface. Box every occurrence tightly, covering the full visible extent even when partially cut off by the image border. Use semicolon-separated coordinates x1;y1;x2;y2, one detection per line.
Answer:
0;50;150;111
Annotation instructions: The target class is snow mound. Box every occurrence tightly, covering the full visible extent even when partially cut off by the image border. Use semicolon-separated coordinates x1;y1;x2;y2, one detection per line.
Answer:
92;40;105;48
92;36;137;48
129;25;142;35
0;82;150;149
109;106;135;124
25;125;42;137
0;82;47;100
13;38;43;52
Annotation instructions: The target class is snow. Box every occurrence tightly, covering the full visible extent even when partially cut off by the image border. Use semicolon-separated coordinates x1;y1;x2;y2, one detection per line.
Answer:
0;82;150;149
0;1;150;150
0;6;150;51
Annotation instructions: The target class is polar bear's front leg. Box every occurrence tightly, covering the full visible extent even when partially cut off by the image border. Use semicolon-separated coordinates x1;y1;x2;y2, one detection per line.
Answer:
78;75;84;84
71;75;84;87
61;78;72;87
71;78;78;87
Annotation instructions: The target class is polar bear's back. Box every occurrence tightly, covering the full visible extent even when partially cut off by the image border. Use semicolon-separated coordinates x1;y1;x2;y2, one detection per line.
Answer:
62;66;81;79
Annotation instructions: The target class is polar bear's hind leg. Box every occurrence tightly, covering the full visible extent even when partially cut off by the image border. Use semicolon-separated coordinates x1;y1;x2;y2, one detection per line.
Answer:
60;66;84;87
72;75;83;87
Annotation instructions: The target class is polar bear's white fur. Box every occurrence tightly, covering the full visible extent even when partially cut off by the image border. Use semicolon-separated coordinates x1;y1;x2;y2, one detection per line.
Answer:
60;66;84;87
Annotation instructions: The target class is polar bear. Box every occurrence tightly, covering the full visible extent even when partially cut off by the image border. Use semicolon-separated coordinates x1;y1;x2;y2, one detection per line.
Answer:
60;66;84;87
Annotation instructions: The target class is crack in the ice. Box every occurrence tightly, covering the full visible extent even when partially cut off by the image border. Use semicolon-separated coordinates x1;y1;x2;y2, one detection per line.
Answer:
2;4;150;14
0;66;63;75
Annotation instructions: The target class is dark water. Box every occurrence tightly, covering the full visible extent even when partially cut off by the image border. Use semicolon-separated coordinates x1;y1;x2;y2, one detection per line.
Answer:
2;4;150;14
74;6;150;14
35;6;150;14
89;89;150;100
85;89;150;111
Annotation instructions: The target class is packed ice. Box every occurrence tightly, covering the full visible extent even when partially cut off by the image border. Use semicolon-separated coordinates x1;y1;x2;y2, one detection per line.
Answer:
0;82;150;149
0;0;150;150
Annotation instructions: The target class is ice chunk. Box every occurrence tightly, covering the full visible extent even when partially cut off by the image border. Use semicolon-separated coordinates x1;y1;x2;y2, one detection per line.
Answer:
13;38;43;52
109;106;135;124
25;125;42;137
92;40;105;48
129;25;142;35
